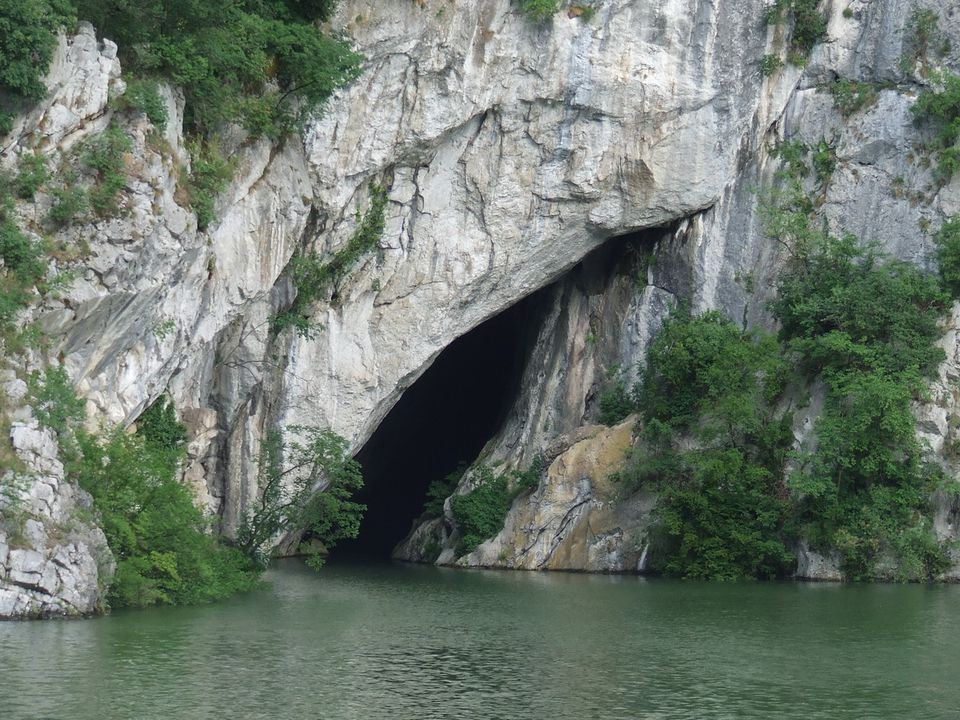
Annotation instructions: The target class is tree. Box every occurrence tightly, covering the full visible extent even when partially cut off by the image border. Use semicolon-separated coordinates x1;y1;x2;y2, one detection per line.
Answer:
236;425;365;567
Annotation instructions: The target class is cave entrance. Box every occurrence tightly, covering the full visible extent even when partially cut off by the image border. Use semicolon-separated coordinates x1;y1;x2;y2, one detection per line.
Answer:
330;287;551;559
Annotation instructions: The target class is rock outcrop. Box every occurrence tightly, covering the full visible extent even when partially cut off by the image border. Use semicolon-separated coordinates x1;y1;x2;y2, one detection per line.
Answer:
0;417;112;618
3;0;960;615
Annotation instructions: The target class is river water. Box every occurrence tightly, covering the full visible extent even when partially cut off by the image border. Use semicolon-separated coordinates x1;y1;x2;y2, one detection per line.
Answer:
3;559;958;719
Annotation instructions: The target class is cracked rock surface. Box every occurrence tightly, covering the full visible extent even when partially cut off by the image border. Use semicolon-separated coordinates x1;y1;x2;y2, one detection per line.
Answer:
4;1;960;614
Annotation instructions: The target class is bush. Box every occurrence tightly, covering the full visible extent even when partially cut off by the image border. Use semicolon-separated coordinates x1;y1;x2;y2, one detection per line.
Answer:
598;369;637;426
47;183;87;227
14;153;49;200
449;459;545;556
423;463;466;517
935;217;960;298
81;125;132;217
74;0;362;138
624;310;795;580
765;0;828;58
637;310;786;430
27;372;261;609
27;365;85;435
450;467;513;555
72;426;260;608
274;183;387;335
0;0;75;102
760;54;784;77
0;219;46;284
812;140;837;184
236;426;366;568
185;139;234;230
519;0;560;22
829;79;880;117
114;79;168;131
773;232;950;579
912;71;960;180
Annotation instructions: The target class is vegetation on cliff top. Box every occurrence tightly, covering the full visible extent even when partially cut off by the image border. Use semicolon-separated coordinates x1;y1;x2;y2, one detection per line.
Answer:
1;0;362;231
1;0;360;140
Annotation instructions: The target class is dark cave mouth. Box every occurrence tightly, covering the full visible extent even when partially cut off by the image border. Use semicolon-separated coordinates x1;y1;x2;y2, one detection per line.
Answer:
328;229;666;560
329;285;550;559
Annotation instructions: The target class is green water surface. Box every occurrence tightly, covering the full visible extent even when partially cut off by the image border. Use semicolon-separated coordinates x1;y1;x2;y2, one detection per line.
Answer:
2;559;958;719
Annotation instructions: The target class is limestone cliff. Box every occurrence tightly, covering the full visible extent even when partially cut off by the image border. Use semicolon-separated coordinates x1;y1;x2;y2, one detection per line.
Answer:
2;0;960;616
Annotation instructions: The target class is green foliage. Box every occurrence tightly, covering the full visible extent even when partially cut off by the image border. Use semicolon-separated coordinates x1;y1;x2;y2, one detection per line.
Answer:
655;445;796;580
0;218;46;284
73;0;362;138
812;140;837;184
80;125;132;217
771;139;809;180
765;0;828;58
636;310;787;431
901;7;948;70
274;183;387;336
72;425;260;608
773;230;950;579
512;454;545;493
518;0;560;22
236;425;366;568
772;233;947;381
760;54;785;77
935;217;960;298
27;365;85;435
423;463;466;517
137;395;188;476
113;79;168;131
450;467;513;556
829;79;880;117
47;182;87;227
598;366;638;426
26;370;260;609
14;153;49;200
0;0;75;103
185;139;234;230
624;310;795;580
450;459;544;555
912;71;960;180
0;157;73;338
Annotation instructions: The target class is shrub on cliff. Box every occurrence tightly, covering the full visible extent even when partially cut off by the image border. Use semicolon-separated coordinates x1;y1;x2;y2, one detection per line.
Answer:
935;216;960;297
912;71;960;180
764;0;828;63
73;0;362;138
623;310;795;580
518;0;559;22
0;0;75;103
236;426;366;568
450;459;544;556
774;232;950;579
64;396;261;608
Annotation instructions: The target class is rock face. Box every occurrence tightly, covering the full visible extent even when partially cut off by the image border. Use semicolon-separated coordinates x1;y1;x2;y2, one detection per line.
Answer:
0;419;112;618
2;1;960;615
396;0;960;574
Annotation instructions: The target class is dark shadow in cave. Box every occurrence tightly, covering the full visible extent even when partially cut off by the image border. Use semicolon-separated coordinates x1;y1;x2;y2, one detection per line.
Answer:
329;229;668;560
330;287;552;559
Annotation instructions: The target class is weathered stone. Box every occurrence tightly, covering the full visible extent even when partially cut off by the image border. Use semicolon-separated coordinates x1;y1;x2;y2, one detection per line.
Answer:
3;0;960;617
